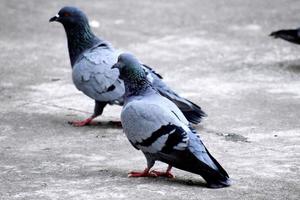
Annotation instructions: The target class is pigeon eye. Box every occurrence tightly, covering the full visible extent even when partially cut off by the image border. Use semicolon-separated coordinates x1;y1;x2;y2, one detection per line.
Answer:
63;12;71;17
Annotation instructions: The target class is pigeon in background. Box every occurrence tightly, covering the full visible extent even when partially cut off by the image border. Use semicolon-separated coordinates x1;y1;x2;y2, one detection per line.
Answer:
270;27;300;45
113;53;230;188
49;6;206;126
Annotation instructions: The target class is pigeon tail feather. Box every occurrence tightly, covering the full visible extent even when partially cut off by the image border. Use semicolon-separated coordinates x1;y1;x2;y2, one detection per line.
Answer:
158;89;207;124
270;29;300;45
181;98;207;124
158;147;230;188
200;147;231;188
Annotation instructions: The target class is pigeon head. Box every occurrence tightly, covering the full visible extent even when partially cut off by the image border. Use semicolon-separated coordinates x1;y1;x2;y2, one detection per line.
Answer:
112;53;147;82
112;53;150;95
49;6;88;27
49;7;100;66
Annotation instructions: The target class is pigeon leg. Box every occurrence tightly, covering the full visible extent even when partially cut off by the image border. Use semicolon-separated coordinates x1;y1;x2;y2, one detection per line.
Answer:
151;165;174;178
128;168;158;178
68;116;95;127
68;101;107;127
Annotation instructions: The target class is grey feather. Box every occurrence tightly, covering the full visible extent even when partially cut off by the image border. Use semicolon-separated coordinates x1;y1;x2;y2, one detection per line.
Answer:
118;53;230;188
50;6;206;124
121;90;230;187
121;93;189;154
142;64;207;124
72;44;125;103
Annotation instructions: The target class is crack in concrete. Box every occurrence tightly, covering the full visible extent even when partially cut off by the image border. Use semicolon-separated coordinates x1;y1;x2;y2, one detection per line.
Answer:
16;100;91;114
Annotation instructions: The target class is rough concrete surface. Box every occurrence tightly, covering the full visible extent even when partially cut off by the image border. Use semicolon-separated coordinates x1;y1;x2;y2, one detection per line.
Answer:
0;0;300;199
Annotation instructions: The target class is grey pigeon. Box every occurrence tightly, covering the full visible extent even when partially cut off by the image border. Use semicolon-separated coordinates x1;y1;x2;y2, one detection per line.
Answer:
49;6;206;126
270;27;300;45
113;53;231;188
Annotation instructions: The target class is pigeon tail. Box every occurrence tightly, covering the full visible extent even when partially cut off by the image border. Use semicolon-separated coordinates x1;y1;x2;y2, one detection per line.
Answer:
158;147;230;188
158;89;207;124
180;98;207;124
190;145;230;188
269;29;300;45
199;147;231;188
202;173;231;188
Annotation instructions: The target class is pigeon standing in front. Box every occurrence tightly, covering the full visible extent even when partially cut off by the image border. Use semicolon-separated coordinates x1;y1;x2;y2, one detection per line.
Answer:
49;6;206;126
113;53;231;188
270;27;300;45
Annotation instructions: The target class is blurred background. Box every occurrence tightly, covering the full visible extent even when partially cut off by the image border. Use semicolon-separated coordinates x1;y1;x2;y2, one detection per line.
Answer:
0;0;299;199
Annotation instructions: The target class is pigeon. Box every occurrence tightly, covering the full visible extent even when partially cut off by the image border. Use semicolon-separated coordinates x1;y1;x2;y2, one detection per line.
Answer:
270;27;300;45
113;53;231;188
49;6;206;126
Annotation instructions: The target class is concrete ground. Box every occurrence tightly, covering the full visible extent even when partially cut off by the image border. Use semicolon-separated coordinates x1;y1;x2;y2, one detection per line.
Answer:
0;0;299;199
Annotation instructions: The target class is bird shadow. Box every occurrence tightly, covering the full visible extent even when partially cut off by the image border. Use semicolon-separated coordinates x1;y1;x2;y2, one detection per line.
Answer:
90;120;122;129
151;176;208;188
274;59;300;73
89;168;208;188
68;120;123;129
285;63;300;73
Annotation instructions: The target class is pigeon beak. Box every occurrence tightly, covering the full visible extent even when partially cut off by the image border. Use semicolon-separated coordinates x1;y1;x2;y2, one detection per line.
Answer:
111;63;121;70
49;14;60;22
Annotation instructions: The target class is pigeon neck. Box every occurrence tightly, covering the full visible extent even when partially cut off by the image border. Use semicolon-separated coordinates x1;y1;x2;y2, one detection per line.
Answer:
64;23;100;66
124;79;152;98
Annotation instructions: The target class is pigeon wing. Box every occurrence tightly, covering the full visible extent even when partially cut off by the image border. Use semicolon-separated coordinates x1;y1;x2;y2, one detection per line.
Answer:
121;99;190;154
72;46;125;102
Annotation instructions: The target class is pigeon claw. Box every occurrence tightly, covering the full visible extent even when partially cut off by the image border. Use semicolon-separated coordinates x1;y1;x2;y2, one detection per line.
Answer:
68;117;94;127
128;168;157;178
150;170;175;178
